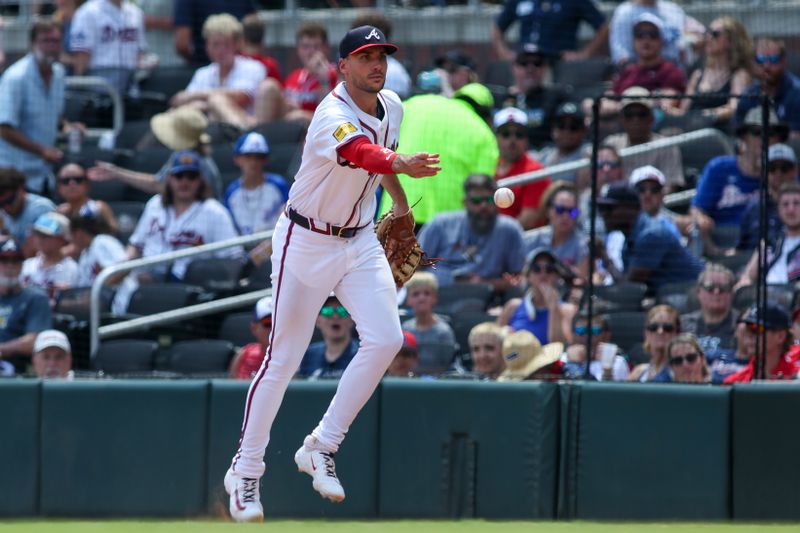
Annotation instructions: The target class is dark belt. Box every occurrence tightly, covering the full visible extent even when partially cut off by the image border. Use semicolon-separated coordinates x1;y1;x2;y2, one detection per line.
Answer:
287;207;367;238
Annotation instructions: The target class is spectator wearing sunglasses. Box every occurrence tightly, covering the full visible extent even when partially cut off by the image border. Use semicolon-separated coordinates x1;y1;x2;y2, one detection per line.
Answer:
499;44;570;149
229;296;273;381
297;294;357;380
598;182;703;291
630;304;680;382
629;165;680;239
498;247;575;345
691;107;786;254
562;312;629;381
735;37;800;138
55;163;118;242
724;302;799;383
112;150;241;314
493;107;550;230
417;173;525;291
0;166;55;258
738;182;800;290
534;102;589;184
525;181;589;279
738;143;798;252
665;333;710;384
603;87;685;191
609;0;688;66
680;263;737;362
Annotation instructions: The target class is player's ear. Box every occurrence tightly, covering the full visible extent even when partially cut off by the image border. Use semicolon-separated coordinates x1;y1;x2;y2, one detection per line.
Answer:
338;57;347;74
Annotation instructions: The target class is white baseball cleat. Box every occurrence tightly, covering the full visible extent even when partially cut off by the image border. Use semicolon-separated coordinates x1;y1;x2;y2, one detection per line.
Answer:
294;436;346;502
224;468;264;523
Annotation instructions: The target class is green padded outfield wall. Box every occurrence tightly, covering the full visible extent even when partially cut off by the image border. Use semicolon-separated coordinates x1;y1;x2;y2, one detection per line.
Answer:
207;380;380;518
561;383;731;520
378;380;559;519
39;381;209;516
731;384;800;520
0;381;40;516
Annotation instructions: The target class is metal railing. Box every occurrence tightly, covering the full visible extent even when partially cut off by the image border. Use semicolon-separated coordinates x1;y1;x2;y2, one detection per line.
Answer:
89;229;273;357
496;127;734;208
65;76;124;137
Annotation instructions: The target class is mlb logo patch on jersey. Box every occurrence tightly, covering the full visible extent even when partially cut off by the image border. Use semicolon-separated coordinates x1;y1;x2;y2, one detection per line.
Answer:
333;122;357;142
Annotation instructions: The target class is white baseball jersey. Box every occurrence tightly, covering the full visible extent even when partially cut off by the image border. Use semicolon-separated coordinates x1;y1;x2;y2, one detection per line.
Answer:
288;82;403;228
129;195;241;279
77;234;127;287
20;254;79;304
70;0;146;70
186;56;266;115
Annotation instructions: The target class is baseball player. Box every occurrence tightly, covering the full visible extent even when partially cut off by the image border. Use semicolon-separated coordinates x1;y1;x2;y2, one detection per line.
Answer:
224;25;440;523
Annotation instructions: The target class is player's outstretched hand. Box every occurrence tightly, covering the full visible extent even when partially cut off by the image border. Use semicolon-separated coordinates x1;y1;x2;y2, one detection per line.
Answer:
392;152;441;178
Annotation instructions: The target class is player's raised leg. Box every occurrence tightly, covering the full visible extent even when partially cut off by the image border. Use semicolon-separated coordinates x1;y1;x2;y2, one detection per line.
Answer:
295;231;403;502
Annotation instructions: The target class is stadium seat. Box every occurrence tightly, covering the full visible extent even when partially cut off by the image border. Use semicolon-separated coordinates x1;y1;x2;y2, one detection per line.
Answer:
593;281;648;311
242;259;272;290
114;119;153;150
606;311;647;355
218;312;256;348
553;58;613;88
251;120;308;145
732;284;795;312
126;283;204;316
657;280;699;314
268;143;302;182
138;65;197;101
123;145;173;174
55;286;115;322
415;341;458;376
107;201;145;243
211;141;238;176
712;252;752;276
483;60;513;90
88;176;129;203
434;283;493;314
680;134;734;187
166;339;235;375
93;339;158;374
183;256;247;293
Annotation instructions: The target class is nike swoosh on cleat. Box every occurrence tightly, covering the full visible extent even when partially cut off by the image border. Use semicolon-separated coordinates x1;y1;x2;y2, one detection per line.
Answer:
234;488;246;511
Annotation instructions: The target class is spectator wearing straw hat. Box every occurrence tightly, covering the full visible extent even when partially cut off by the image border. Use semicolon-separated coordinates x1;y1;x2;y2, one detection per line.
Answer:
493;106;550;230
87;106;224;199
737;143;798;252
229;296;272;381
497;329;563;382
31;329;73;379
724;302;799;383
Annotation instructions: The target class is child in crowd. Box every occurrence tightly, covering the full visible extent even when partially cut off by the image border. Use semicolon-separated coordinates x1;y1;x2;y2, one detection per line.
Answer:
20;212;78;306
224;132;289;236
297;294;357;379
229;296;272;380
468;321;507;380
69;213;127;288
401;271;457;374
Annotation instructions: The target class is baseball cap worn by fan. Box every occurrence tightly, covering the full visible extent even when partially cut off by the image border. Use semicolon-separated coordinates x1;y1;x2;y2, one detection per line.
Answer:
235;132;270;156
401;331;418;352
554;101;585;121
339;25;398;58
34;329;72;354
621;86;653;111
598;181;640;206
768;143;797;164
498;330;563;381
493;107;529;130
252;296;273;322
629;165;666;187
169;150;203;175
739;302;790;330
435;50;476;72
633;12;665;35
33;212;70;239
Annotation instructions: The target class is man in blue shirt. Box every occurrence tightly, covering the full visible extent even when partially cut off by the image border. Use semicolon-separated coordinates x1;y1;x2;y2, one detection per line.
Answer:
297;295;358;380
418;173;526;290
599;182;703;291
0;167;56;257
0;20;68;195
735;37;800;137
492;0;608;61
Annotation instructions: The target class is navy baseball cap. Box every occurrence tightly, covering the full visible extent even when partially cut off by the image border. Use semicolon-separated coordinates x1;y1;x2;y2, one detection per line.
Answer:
234;132;270;156
739;301;791;330
339;25;398;59
169;150;202;174
598;182;640;207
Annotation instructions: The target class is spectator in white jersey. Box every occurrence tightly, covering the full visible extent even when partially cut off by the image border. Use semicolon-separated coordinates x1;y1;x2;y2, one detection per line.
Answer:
20;212;78;307
69;211;126;288
171;14;265;130
70;0;148;96
223;132;289;235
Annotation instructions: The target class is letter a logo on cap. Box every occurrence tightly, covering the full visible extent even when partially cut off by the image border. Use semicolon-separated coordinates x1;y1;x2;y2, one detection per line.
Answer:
365;28;380;40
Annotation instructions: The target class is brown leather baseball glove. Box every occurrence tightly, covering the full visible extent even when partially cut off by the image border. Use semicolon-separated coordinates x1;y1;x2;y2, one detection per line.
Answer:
375;209;437;286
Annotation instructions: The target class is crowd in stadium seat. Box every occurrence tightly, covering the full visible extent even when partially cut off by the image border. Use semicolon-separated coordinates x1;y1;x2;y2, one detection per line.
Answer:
0;2;798;383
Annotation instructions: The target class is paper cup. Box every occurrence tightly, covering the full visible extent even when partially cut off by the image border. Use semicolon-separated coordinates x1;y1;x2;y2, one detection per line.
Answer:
598;342;618;370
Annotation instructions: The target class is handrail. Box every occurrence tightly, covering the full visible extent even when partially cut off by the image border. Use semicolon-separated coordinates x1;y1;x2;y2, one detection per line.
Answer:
496;127;733;209
65;76;125;137
89;229;273;356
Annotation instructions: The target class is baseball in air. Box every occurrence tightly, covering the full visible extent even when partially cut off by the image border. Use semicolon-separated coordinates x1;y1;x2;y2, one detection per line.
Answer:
494;187;515;208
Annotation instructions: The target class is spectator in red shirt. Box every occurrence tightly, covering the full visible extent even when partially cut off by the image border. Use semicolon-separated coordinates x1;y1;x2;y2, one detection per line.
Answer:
240;13;283;85
494;107;550;230
598;13;686;117
724;302;800;383
258;22;338;124
228;296;272;380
